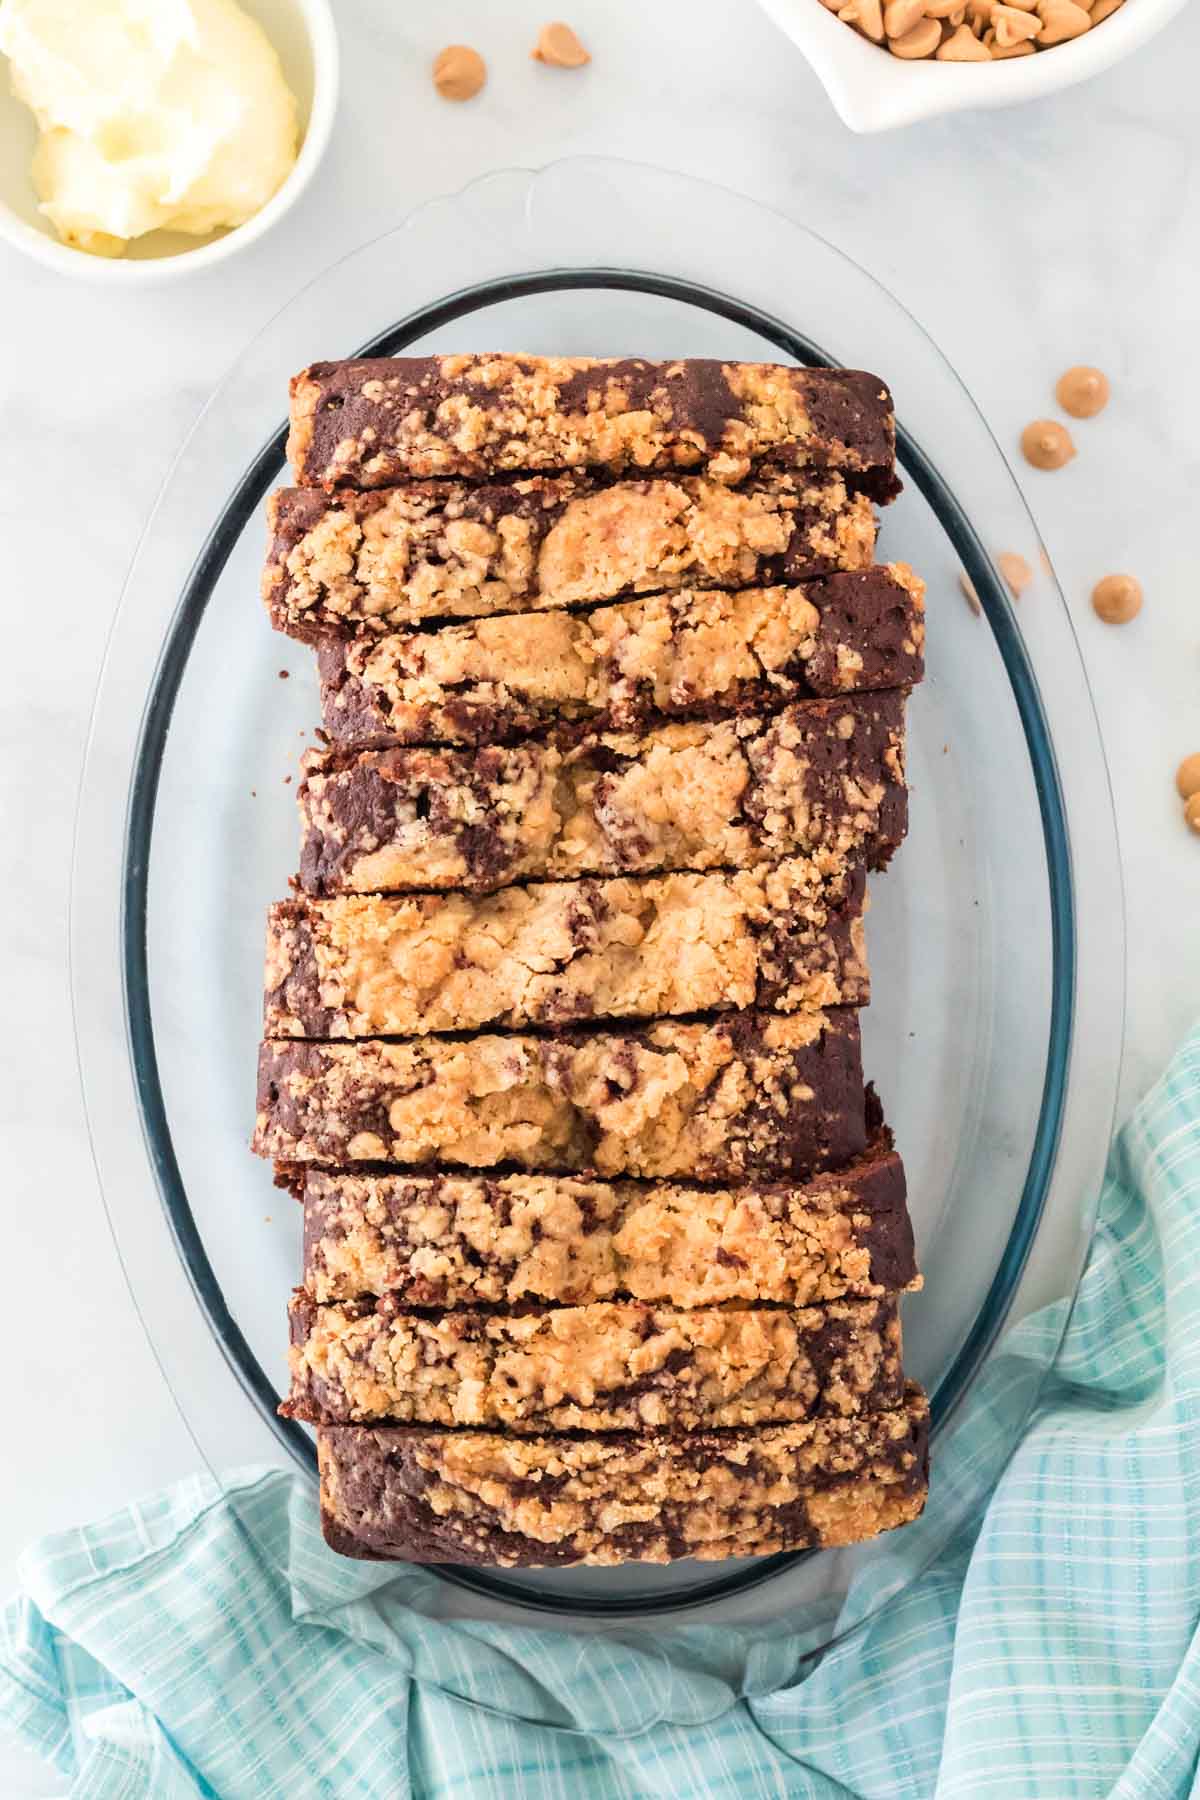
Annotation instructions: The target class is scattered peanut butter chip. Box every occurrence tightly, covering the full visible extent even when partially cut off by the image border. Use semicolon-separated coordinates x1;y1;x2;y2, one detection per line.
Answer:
1021;419;1076;471
958;572;982;616
1091;573;1142;624
1175;754;1200;801
997;551;1032;597
533;21;591;65
1056;365;1110;419
433;44;486;101
1186;793;1200;835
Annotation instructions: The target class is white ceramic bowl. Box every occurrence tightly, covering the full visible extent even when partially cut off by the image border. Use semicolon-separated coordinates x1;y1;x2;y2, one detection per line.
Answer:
0;0;338;282
757;0;1189;130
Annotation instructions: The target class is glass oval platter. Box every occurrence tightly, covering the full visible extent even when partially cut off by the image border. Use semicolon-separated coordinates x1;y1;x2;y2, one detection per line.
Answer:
71;160;1124;1672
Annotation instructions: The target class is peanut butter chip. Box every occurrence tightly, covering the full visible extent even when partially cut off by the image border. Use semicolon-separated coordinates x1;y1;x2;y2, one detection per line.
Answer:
883;0;927;35
843;0;886;41
889;16;942;52
1020;419;1076;471
1037;1;1091;41
991;4;1041;43
1055;366;1110;419
1174;754;1200;801
997;551;1032;596
958;573;981;616
433;45;486;101
1186;793;1200;836
938;22;992;54
533;22;591;65
828;0;1117;53
1091;573;1142;624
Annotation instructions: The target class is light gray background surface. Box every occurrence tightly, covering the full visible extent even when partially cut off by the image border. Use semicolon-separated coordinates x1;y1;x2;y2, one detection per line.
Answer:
3;1;1198;1787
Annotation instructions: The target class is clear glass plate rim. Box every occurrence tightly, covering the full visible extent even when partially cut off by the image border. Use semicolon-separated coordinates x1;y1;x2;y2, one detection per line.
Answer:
112;253;1083;1619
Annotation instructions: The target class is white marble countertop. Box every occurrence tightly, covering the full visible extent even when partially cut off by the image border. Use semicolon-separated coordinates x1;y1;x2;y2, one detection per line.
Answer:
3;1;1199;1780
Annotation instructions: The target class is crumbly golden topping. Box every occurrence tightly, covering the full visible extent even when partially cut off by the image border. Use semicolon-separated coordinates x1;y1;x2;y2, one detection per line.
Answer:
316;564;924;748
300;1152;917;1308
254;1010;863;1180
317;1386;928;1564
287;1295;902;1431
263;857;868;1038
297;696;907;898
287;355;895;487
269;350;924;1575
264;472;877;634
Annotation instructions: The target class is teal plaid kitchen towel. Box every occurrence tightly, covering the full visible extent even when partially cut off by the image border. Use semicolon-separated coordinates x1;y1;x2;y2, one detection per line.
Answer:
2;1025;1199;1799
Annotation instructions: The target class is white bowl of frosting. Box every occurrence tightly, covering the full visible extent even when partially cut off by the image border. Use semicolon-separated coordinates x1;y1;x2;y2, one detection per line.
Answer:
0;0;338;279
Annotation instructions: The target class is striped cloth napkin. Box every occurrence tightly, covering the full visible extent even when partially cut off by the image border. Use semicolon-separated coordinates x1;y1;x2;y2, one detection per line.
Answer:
2;1027;1198;1800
